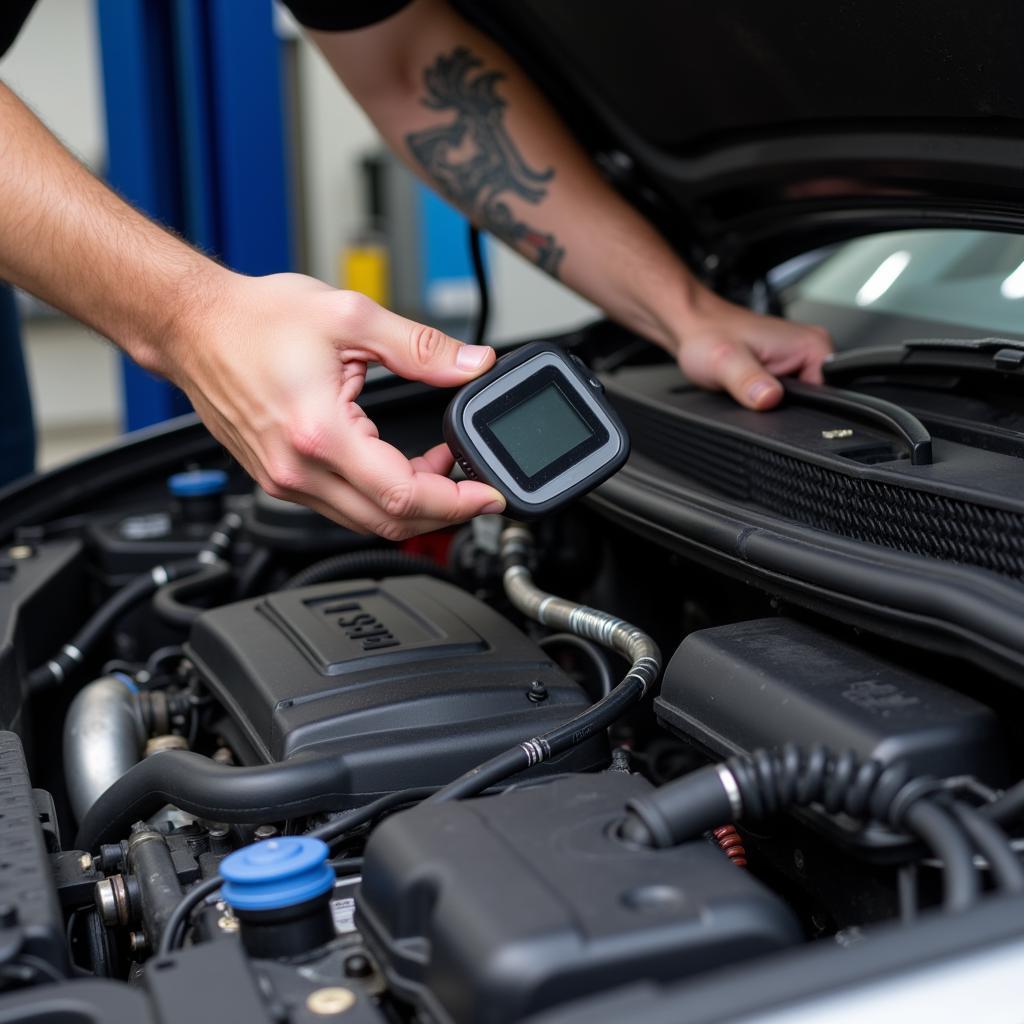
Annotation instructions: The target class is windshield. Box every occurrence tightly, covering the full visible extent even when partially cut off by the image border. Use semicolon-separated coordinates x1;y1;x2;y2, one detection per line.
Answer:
783;229;1024;349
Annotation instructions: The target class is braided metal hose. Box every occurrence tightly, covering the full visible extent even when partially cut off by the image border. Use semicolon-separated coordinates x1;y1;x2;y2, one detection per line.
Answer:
429;524;661;802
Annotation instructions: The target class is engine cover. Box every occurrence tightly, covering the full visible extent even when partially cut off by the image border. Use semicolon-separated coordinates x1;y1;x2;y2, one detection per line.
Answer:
357;773;801;1024
186;576;607;797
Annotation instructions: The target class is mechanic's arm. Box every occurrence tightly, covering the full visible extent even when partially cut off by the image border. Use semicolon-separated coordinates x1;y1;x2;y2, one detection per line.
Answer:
0;81;505;537
308;0;831;410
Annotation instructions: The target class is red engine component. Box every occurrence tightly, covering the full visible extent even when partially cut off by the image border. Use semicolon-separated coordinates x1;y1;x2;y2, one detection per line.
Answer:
713;825;748;868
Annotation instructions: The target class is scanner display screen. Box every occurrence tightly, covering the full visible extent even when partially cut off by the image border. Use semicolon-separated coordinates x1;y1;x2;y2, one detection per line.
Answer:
487;383;595;478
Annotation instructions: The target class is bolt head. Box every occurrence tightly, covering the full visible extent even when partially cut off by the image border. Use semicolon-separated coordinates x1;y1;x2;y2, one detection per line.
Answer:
306;988;357;1015
8;544;33;560
216;913;239;933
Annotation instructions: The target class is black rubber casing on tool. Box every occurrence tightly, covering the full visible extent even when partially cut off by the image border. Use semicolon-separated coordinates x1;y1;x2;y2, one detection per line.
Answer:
443;342;629;520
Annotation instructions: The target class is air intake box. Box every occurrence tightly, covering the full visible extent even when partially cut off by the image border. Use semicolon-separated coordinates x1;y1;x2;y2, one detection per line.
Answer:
357;773;800;1024
655;618;1008;853
187;576;606;799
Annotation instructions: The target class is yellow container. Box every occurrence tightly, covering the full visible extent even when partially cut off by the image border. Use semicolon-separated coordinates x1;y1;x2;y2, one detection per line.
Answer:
340;243;390;307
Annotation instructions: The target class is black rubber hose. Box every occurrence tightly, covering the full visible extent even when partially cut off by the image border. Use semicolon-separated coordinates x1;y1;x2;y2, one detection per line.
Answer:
27;512;242;691
152;562;234;628
902;801;979;913
27;560;199;691
75;750;356;851
234;545;273;599
282;549;454;590
539;633;615;699
982;781;1024;826
621;744;981;914
947;799;1024;894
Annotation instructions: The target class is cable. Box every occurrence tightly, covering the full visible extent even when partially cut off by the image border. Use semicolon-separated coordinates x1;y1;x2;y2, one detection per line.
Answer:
468;224;489;346
539;632;615;699
156;875;222;959
158;853;368;958
308;786;441;846
947;799;1024;894
429;525;661;803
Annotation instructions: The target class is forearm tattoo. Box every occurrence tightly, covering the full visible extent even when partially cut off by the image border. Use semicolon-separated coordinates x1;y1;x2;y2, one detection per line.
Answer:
405;46;566;278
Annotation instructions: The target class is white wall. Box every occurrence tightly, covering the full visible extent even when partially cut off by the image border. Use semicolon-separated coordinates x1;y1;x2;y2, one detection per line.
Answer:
285;14;599;340
2;0;105;169
2;0;120;449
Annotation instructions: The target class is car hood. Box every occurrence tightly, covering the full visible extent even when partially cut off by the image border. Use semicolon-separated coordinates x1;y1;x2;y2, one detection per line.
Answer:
462;1;1024;279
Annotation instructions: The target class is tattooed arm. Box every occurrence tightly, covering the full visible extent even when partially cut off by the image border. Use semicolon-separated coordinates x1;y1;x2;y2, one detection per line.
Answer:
307;0;831;409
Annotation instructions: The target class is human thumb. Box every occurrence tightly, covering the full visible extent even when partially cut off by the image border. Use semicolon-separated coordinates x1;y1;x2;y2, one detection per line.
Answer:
345;296;496;386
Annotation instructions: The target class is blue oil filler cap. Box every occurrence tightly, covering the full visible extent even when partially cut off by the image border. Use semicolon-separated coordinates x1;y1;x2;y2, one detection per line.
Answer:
167;468;228;498
221;837;334;912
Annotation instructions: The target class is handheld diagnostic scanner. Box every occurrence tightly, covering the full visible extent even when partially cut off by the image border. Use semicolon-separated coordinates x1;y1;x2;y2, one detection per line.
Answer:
443;342;629;520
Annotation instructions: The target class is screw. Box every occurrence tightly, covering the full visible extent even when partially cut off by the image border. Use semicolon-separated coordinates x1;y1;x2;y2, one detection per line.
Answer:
343;953;373;979
306;988;357;1015
7;544;33;560
821;428;855;440
527;680;548;703
129;931;149;954
79;853;94;873
254;824;278;841
217;913;239;933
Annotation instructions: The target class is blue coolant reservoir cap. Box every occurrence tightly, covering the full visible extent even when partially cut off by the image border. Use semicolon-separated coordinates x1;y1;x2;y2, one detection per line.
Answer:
167;468;228;498
221;837;334;912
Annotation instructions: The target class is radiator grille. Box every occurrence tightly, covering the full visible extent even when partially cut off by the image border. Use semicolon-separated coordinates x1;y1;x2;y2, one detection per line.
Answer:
615;394;1024;579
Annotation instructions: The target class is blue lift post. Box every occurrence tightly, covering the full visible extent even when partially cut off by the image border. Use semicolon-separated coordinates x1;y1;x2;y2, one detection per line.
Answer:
96;0;293;432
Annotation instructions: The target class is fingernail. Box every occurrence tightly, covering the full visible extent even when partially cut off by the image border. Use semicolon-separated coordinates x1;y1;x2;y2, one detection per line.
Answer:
747;378;779;405
480;500;505;515
456;344;491;371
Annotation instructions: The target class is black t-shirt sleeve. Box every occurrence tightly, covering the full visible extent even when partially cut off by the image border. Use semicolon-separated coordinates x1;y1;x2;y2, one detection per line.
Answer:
0;0;36;58
281;1;415;32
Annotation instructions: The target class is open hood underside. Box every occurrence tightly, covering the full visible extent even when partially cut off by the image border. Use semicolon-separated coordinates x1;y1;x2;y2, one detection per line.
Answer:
462;1;1024;276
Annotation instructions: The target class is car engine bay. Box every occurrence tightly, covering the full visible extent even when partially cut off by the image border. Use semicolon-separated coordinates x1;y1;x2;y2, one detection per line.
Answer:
3;323;1024;1023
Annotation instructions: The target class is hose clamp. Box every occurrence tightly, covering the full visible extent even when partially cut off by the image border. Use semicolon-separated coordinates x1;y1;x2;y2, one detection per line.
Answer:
716;764;744;820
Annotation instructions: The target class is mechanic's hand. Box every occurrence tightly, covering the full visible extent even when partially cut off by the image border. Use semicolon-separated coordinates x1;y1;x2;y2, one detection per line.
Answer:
673;291;833;411
164;272;506;539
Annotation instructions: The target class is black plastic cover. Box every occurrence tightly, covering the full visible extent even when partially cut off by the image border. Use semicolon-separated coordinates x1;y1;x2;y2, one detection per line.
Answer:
187;576;606;795
356;773;800;1024
0;731;66;973
656;618;1007;786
